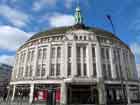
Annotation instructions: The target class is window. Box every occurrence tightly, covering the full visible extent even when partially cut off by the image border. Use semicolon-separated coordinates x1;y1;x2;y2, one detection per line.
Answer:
25;66;28;77
41;64;46;77
36;65;41;77
27;51;31;62
22;53;25;62
108;64;112;79
43;48;47;60
77;63;81;76
57;47;61;58
56;64;60;76
50;64;55;76
80;36;82;40
101;48;105;59
106;48;110;59
31;51;34;61
83;63;87;76
93;63;97;77
75;36;78;40
84;36;87;40
29;66;33;77
83;46;86;58
18;67;23;77
77;46;81;58
102;64;107;79
117;50;120;59
38;49;42;59
92;47;95;58
115;65;120;79
68;63;71;76
68;46;72;58
113;50;116;62
51;48;55;58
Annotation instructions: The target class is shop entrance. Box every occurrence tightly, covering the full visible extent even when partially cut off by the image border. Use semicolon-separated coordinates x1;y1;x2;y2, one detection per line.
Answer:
68;85;98;104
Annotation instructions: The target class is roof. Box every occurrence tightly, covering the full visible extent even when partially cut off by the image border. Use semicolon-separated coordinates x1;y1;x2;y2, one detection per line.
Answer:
26;24;130;50
28;24;115;40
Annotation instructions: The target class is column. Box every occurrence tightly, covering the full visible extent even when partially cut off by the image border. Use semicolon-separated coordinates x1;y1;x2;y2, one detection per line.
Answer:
46;43;51;77
87;42;93;77
60;82;67;104
23;48;28;77
62;42;68;77
32;46;38;78
29;84;34;103
72;42;77;77
109;47;116;79
11;85;16;101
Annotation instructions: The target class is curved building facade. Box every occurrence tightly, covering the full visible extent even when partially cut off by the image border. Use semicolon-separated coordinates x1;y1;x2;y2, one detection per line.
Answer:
10;7;140;105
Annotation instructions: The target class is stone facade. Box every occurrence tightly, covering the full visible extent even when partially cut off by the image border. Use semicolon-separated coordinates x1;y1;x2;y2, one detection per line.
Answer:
9;28;140;105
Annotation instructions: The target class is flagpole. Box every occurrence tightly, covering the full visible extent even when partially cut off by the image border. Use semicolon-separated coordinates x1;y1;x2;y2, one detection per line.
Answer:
106;15;116;35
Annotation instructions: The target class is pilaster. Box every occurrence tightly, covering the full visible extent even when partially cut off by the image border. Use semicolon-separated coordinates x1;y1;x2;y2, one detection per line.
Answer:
96;42;106;105
109;47;116;79
29;84;34;103
87;42;93;77
95;42;102;78
97;78;106;105
60;82;67;104
11;85;16;101
72;42;77;77
63;42;68;77
32;46;38;78
80;47;84;76
60;45;64;78
46;43;51;77
120;49;126;80
23;48;28;77
15;54;21;79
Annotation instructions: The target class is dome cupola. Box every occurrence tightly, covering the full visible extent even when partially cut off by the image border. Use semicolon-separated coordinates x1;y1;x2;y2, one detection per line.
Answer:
74;6;83;24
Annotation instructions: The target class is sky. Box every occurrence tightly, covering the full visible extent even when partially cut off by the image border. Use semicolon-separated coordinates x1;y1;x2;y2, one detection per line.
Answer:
0;0;139;69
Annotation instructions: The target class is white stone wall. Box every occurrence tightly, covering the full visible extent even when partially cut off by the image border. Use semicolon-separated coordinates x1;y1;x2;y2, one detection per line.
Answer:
11;30;138;82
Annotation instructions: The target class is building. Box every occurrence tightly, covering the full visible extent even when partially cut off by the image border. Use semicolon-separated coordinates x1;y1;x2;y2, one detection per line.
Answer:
137;64;140;79
0;63;12;97
10;6;140;105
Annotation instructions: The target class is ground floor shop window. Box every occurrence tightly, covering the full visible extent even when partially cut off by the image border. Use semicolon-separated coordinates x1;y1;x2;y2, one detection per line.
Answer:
68;85;98;104
106;85;127;105
14;85;30;101
129;85;140;103
33;84;60;104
